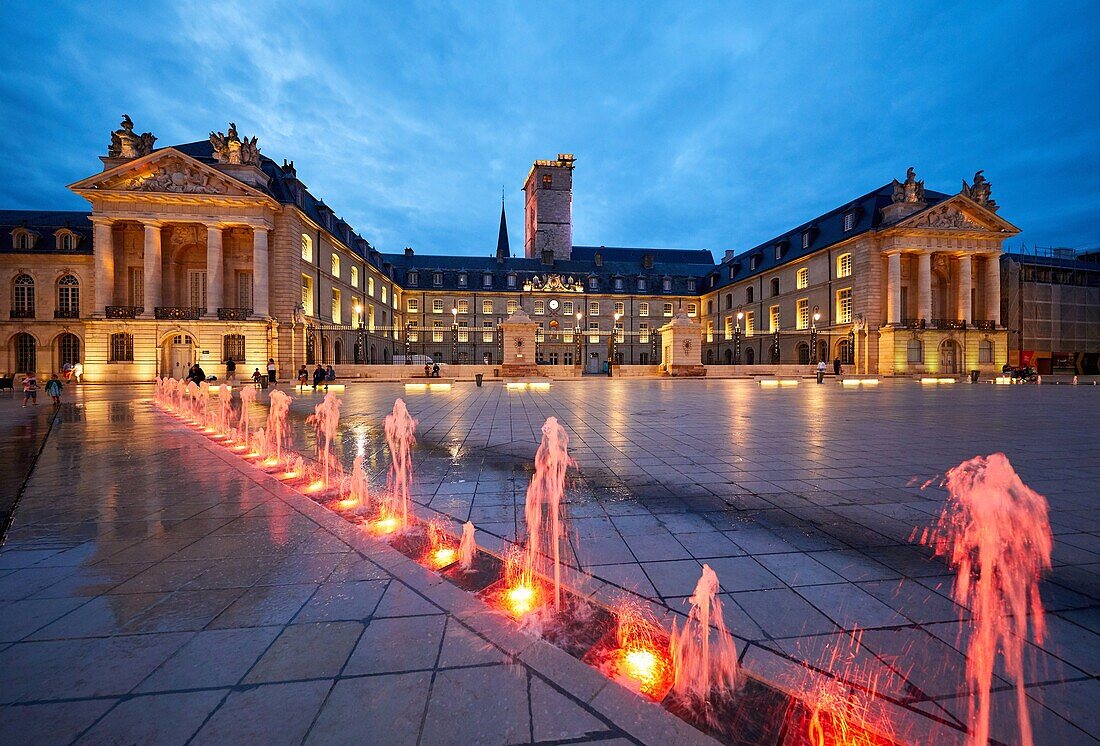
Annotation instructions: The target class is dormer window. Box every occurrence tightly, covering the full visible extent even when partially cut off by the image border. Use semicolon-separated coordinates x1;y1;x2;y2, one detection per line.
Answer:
507;273;517;288
637;278;646;292
12;230;34;250
749;256;759;271
407;271;418;286
662;278;672;292
774;245;782;260
432;272;443;286
687;279;696;292
613;277;623;291
588;277;598;290
843;212;856;231
483;273;492;287
55;230;78;251
802;231;811;249
458;272;468;287
728;266;735;280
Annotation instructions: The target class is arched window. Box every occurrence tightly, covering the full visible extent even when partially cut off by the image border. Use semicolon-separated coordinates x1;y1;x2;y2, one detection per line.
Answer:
906;339;923;364
59;333;81;367
301;234;313;262
223;334;245;363
978;339;993;364
334;339;343;365
746;286;754;303
57;275;79;317
109;332;134;362
12;274;34;317
351;266;359;288
59;233;73;251
838;339;853;365
770;277;780;297
724;293;732;310
331;253;340;278
797;342;810;365
745;347;755;365
837;253;852;278
14;232;31;250
14;332;36;372
796;267;809;290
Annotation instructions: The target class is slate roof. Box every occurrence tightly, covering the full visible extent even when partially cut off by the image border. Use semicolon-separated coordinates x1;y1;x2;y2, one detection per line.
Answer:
705;184;952;292
0;210;93;254
1002;252;1100;271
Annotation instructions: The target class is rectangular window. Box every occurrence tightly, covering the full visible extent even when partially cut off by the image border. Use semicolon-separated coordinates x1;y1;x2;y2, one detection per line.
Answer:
534;300;545;315
189;270;207;309
128;267;143;306
662;278;672;292
836;288;852;324
237;271;252;309
368;277;375;297
774;245;782;260
432;272;443;286
745;311;755;337
907;340;923;363
483;273;492;288
109;332;134;362
433;299;444;314
638;302;649;317
351;266;359;288
724;317;733;340
458;321;469;342
407;298;419;313
614;322;624;343
769;305;780;332
301;234;312;262
563;352;574;366
687;279;696;292
796;267;808;290
536;323;545;342
507;299;518;315
837;253;852;278
331;289;341;323
562;300;573;316
352;297;362;326
797;298;809;330
640;323;650;343
663;303;673;317
482;321;494;342
368;304;375;332
432;321;443;342
802;231;810;249
614;278;623;291
507;274;517;288
844;213;855;231
458;273;467;287
564;326;574;344
687;303;697;317
614;301;625;316
588;322;600;343
408;271;418;286
408;321;419;341
588;301;599;316
301;274;313;314
223;334;245;363
482;299;493;314
457;299;469;315
331;253;340;277
637;278;646;292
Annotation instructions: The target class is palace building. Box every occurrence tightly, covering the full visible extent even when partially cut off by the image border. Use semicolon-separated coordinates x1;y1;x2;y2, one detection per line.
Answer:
0;117;1020;381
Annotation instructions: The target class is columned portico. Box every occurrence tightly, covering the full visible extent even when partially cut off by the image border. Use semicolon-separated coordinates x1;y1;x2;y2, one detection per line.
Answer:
252;227;270;317
958;254;972;323
886;252;902;324
142;222;163;317
92;218;114;315
205;225;224;317
916;251;932;322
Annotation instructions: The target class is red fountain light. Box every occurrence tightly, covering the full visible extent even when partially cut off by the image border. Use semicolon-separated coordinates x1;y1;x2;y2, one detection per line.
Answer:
422;519;458;569
499;549;543;620
607;600;674;701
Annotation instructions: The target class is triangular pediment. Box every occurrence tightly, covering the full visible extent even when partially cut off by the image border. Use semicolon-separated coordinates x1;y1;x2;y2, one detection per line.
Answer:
68;148;270;201
894;195;1019;234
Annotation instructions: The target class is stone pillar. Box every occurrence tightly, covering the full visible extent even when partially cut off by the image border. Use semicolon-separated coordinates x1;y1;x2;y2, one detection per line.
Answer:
958;254;972;324
92;219;114;315
886;252;902;324
252;227;270;317
500;308;541;377
917;251;932;323
658;310;705;377
142;222;162;317
206;225;224;317
985;254;1001;326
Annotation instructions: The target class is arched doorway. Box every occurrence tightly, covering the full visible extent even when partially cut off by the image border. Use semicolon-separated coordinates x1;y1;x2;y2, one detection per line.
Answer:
836;339;852;365
818;341;828;363
14;332;36;373
383;348;390;364
797;342;810;365
57;333;81;369
745;347;755;365
334;339;343;365
163;333;196;379
706;349;714;364
939;339;961;374
723;348;732;365
320;335;328;364
370;345;376;364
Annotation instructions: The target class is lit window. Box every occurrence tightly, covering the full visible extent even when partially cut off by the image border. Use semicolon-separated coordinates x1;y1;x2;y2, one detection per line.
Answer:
432;321;443;342
663;303;673;317
331;253;340;277
536;323;545;342
458;299;469;314
844;212;856;231
432;272;443;286
381;285;387;304
837;253;852;278
368;277;375;296
614;301;625;316
745;311;755;337
562;301;573;316
458;272;468;287
534;300;545;315
458;321;469;342
588;322;599;343
408;321;419;341
507;299;518;315
640;323;650;343
836;288;852;324
301;274;313;313
432;299;444;314
482;321;494;342
796;267;808;289
368;304;376;332
331;289;341;323
614;322;624;343
482;299;493;314
588;301;599;316
687;303;697;317
769;305;780;332
907;339;923;363
351;266;359;287
705;322;713;343
542;173;552;189
407;298;419;313
301;234;312;262
351;297;362;326
724;317;733;340
638;302;649;317
797;298;809;329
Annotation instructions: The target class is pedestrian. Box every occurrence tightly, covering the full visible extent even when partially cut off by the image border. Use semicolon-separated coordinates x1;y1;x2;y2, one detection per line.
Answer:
252;368;263;386
225;357;237;384
22;372;38;407
190;362;207;383
432;363;440;378
424;363;431;378
298;365;309;387
266;358;277;385
312;363;325;390
72;361;83;383
833;357;841;376
816;359;826;384
45;373;63;405
62;361;73;382
325;364;336;390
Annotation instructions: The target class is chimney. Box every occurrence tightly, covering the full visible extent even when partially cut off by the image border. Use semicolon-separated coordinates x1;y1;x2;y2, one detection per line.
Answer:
642;253;654;270
404;247;414;257
724;249;735;262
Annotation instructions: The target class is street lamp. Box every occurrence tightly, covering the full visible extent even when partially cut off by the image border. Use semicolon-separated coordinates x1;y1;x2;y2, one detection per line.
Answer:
810;305;820;363
353;303;364;364
575;311;583;371
734;305;744;364
451;305;458;364
609;311;622;377
404;321;412;364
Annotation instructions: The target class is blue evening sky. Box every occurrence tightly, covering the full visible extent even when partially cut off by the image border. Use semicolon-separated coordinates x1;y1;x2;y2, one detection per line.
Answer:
0;1;1097;257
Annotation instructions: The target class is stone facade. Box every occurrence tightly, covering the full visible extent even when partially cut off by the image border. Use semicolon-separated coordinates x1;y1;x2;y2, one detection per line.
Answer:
523;154;574;261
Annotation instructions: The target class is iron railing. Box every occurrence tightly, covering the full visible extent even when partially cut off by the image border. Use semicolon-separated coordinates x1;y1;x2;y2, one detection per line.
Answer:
154;306;203;320
105;306;143;318
931;319;966;330
54;309;80;319
217;307;252;321
9;308;35;319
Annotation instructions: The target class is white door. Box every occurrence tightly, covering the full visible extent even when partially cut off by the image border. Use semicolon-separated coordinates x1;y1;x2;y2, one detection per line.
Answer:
169;345;191;378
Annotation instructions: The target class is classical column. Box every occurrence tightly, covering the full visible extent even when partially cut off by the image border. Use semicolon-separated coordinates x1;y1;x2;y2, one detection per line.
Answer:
886;252;902;324
92;218;114;315
252;227;270;317
206;225;224;317
984;254;1001;326
958;254;973;324
142;222;163;317
917;251;932;323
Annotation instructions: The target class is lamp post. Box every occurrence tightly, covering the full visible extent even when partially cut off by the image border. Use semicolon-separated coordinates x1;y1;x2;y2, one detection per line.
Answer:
451;305;458;364
354;303;364;363
609;311;622;377
810;305;820;363
734;305;743;364
575;311;583;371
404;321;411;364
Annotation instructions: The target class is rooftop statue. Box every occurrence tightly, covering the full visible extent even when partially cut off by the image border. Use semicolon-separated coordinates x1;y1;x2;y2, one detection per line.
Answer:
108;115;157;159
961;170;997;210
891;166;925;204
210;122;261;166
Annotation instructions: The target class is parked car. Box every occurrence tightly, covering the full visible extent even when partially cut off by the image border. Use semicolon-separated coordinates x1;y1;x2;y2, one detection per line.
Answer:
392;354;434;366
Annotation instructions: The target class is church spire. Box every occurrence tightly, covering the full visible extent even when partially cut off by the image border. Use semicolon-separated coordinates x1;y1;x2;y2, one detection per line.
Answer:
496;187;510;263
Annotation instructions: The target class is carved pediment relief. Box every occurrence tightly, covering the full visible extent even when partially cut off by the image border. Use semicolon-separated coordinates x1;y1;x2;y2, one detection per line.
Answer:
910;205;985;230
69;148;269;202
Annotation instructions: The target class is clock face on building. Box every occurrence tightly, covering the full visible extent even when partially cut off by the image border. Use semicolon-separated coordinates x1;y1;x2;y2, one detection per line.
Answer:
515;339;524;348
548;299;560;311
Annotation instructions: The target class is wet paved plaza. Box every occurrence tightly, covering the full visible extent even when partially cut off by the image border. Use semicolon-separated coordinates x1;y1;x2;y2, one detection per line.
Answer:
1;379;1098;744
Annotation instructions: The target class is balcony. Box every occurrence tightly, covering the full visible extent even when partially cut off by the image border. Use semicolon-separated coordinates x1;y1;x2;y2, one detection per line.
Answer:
54;309;80;319
154;306;202;320
931;319;966;330
9;308;35;319
106;306;143;319
973;319;997;331
217;307;253;321
900;318;926;329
